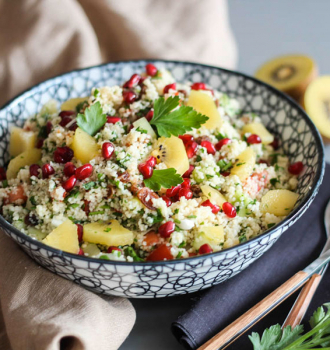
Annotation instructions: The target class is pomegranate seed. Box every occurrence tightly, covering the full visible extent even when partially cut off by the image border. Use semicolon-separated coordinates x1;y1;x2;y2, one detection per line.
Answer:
0;167;6;181
69;122;78;131
138;163;153;179
29;164;40;178
63;162;76;177
42;164;55;178
59;110;76;118
124;74;142;89
247;134;262;144
84;200;90;215
163;83;176;94
178;188;193;200
201;199;220;214
183;165;195;178
159;221;175;238
146;156;157;168
54;147;74;164
62;175;77;191
78;248;84;256
77;224;83;243
102;142;115;159
179;134;194;145
123;90;137;104
107;246;122;253
24;213;39;226
146;63;158;77
288;161;304;175
270;138;280;150
182;178;191;188
215;138;232;151
221;171;230;177
201;140;216;155
59;116;72;127
145;110;154;122
199;243;213;254
222;202;237;218
76;164;93;180
161;195;172;207
258;159;269;165
166;185;181;198
107;116;121;124
36;138;44;148
46;121;53;134
191;82;206;90
185;141;198;159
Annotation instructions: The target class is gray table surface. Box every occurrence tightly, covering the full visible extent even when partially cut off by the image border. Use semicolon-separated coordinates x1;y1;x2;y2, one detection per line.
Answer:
121;1;330;349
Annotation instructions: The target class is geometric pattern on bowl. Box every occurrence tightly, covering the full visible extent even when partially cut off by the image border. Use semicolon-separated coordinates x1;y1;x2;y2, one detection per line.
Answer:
0;60;324;298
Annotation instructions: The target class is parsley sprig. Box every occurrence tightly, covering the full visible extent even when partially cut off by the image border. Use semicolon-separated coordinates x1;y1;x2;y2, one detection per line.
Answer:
77;101;107;136
249;303;330;350
150;96;208;137
144;168;183;191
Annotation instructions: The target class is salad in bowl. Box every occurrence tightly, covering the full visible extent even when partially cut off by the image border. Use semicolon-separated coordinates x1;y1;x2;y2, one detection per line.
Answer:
0;63;302;262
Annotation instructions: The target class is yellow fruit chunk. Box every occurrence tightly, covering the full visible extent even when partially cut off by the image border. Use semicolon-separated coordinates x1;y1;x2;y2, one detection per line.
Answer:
61;97;88;111
42;220;79;254
152;136;189;175
193;226;224;250
231;147;256;181
83;220;134;247
201;185;226;206
7;148;41;179
71;127;99;164
255;54;317;100
9;127;37;157
303;76;330;142
186;90;222;130
260;189;299;216
133;117;157;139
242;122;274;145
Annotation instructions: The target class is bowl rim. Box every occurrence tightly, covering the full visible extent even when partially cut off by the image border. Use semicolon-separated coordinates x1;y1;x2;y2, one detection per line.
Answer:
0;59;325;266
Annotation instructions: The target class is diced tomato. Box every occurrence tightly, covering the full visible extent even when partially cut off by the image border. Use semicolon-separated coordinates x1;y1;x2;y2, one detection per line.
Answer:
243;170;269;197
143;231;160;247
5;185;27;204
146;244;173;261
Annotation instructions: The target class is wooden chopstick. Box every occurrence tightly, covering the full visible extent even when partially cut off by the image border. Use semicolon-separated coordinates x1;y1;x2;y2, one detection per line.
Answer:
197;270;309;350
282;273;322;329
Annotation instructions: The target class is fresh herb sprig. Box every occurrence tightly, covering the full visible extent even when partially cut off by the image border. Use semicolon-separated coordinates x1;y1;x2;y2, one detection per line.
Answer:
249;303;330;350
144;168;183;191
77;101;107;136
150;96;208;137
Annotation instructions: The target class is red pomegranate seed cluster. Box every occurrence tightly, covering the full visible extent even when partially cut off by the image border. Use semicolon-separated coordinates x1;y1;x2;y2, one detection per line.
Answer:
222;202;237;218
165;178;193;203
215;138;231;151
201;199;220;214
191;82;206;91
199;243;213;254
138;156;157;179
200;140;216;155
54;146;74;164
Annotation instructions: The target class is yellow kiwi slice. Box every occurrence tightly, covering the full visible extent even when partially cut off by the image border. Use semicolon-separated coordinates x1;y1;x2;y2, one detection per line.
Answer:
255;55;317;100
151;136;189;175
303;76;330;142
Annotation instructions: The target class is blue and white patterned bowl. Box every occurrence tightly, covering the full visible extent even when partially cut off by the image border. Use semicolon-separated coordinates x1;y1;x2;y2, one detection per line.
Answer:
0;60;325;298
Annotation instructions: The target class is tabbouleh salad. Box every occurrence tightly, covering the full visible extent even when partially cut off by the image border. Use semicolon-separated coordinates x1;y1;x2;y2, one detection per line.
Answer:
0;63;303;262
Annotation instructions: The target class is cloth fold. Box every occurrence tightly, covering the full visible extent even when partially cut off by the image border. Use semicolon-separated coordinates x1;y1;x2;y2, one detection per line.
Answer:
172;164;329;350
0;232;136;350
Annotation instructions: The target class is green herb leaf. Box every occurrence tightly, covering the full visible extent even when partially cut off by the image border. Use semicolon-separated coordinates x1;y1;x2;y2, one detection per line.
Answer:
77;101;107;136
83;181;96;190
144;168;183;191
150;96;208;137
124;246;144;262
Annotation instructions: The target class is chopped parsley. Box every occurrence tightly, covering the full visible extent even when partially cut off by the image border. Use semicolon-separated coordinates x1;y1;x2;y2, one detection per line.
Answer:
267;223;276;229
150;96;209;137
144;168;183;191
77;101;107;136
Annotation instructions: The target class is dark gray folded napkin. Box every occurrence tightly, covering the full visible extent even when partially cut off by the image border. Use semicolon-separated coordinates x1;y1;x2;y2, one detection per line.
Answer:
172;164;329;350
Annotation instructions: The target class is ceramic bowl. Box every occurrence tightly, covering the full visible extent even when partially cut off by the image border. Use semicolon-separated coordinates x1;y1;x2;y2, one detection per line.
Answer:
0;60;324;298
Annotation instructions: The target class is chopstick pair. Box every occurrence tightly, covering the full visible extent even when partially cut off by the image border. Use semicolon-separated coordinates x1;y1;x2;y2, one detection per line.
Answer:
197;270;325;350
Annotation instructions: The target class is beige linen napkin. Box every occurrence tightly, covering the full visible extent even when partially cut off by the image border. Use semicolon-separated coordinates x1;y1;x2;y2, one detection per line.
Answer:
0;231;136;350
